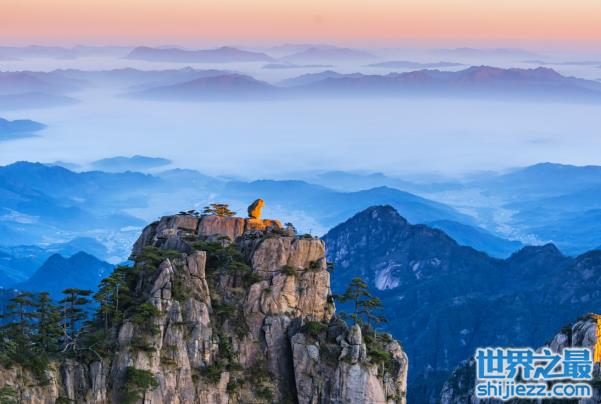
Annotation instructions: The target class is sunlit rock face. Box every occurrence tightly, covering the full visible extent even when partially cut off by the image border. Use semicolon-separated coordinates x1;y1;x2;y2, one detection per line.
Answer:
132;212;285;256
247;198;265;219
1;206;407;403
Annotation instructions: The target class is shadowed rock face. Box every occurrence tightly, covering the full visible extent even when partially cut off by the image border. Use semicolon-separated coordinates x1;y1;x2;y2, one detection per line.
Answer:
0;212;408;403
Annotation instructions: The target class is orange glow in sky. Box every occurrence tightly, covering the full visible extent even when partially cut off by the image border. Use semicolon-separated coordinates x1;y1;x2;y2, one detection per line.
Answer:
1;0;601;46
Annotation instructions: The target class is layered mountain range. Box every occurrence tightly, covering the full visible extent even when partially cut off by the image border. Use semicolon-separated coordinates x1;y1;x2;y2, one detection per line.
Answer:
3;65;601;110
323;205;601;403
125;46;275;63
1;200;599;403
2;160;601;270
14;252;113;299
126;66;601;102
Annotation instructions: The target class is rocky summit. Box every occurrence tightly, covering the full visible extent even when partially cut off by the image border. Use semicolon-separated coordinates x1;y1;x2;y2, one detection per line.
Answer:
0;204;408;403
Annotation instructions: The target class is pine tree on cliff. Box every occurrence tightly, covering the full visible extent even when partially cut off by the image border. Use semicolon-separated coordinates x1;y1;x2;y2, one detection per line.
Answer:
2;292;37;336
59;288;92;352
203;203;236;217
0;292;50;381
94;267;129;332
337;277;387;331
33;292;62;353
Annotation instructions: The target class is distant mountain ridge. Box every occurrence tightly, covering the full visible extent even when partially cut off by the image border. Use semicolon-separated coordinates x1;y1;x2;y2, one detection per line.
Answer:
428;219;522;258
0;160;599;265
0;237;109;286
6;65;601;105
90;155;171;172
14;251;113;298
221;179;473;229
291;66;601;101
54;67;231;90
0;71;86;95
475;162;601;254
128;66;601;102
127;74;279;100
125;46;274;63
0;117;46;140
0;162;151;248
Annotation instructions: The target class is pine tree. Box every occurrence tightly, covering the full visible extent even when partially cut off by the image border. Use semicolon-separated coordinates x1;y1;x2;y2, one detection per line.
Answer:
203;203;236;217
0;292;49;381
32;292;61;353
59;288;92;353
337;277;387;331
0;292;37;357
94;268;129;332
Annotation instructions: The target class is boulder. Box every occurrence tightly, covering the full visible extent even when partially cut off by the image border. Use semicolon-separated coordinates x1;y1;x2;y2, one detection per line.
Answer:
247;198;265;219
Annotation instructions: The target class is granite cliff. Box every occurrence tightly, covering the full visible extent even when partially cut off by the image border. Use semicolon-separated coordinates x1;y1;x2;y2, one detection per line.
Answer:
0;205;407;403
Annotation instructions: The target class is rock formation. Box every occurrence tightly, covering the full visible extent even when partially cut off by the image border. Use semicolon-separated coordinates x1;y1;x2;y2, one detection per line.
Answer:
247;198;265;219
0;207;407;403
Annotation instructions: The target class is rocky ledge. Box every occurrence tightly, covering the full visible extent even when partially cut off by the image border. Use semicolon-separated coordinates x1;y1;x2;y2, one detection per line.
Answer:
0;204;408;404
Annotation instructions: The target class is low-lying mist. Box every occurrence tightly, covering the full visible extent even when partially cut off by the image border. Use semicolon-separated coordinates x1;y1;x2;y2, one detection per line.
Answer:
1;90;600;180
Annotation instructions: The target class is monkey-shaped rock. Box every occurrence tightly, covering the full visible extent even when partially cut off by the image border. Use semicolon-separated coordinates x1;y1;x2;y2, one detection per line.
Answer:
247;198;265;219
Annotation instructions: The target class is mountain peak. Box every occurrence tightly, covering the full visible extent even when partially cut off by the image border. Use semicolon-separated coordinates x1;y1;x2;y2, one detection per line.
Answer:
508;242;563;260
15;251;112;298
359;204;408;224
123;209;408;402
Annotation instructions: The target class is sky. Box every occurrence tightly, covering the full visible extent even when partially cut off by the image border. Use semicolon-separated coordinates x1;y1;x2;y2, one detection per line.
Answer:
1;0;601;47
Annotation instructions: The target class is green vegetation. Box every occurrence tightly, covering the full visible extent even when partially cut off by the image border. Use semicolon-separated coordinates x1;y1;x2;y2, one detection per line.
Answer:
0;385;18;404
190;237;280;401
336;277;386;329
302;320;328;338
130;303;160;335
0;247;168;379
178;209;201;217
136;246;181;268
122;367;159;404
201;362;224;383
337;277;398;375
203;203;236;217
308;260;322;272
0;289;94;383
94;267;129;332
281;265;297;277
247;360;275;403
0;220;280;402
